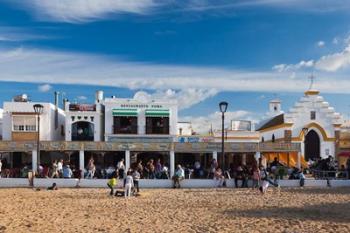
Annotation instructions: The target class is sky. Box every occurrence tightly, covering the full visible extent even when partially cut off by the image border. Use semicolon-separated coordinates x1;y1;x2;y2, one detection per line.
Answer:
0;0;350;132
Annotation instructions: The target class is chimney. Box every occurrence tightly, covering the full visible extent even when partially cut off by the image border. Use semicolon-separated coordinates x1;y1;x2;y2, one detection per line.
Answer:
54;91;59;108
95;90;104;103
54;91;59;130
63;98;68;111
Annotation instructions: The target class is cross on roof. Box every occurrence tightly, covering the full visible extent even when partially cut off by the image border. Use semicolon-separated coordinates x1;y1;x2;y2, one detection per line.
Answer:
308;73;315;90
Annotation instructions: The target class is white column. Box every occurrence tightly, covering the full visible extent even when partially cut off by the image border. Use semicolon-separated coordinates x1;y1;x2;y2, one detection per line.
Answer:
297;152;301;169
79;150;85;178
170;150;175;177
32;150;38;173
254;152;260;163
212;151;218;161
125;150;130;172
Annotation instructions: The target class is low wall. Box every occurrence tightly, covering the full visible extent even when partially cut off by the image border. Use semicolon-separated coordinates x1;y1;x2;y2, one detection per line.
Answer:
0;178;29;188
1;178;350;188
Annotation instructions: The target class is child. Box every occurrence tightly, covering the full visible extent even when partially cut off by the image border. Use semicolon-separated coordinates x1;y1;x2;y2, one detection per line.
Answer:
124;171;134;198
107;174;118;196
252;165;260;190
259;166;279;194
47;182;58;190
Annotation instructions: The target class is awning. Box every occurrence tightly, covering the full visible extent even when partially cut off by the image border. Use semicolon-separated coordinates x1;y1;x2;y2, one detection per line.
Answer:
145;109;170;117
112;109;138;116
338;151;350;157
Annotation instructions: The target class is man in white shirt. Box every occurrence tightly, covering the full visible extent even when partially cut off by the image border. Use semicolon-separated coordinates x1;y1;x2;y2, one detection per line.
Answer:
57;159;63;177
0;159;2;178
172;164;185;188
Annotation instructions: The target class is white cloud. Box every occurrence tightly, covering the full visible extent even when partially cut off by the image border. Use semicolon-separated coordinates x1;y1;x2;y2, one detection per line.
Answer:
317;40;325;48
315;44;350;72
333;37;339;45
0;26;49;41
8;1;350;23
2;46;350;109
38;84;52;92
77;95;88;100
133;88;217;110
272;60;314;72
180;110;254;134
11;0;156;23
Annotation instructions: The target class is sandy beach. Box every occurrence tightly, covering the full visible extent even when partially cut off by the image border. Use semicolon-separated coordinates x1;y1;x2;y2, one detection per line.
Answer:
0;187;349;233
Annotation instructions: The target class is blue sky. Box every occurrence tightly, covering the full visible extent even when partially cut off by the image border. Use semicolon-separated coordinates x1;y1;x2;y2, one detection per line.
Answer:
1;0;350;131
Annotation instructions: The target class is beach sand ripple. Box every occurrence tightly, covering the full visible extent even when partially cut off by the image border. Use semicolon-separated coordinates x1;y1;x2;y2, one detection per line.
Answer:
0;187;349;232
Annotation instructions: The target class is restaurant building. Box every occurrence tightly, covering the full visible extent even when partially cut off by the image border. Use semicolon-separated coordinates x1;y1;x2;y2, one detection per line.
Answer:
64;91;104;142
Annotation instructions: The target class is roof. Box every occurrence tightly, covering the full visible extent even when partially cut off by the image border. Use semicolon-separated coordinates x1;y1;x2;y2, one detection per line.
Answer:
257;114;284;131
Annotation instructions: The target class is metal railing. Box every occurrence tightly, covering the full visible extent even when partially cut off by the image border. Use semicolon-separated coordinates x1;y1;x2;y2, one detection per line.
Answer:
311;169;349;180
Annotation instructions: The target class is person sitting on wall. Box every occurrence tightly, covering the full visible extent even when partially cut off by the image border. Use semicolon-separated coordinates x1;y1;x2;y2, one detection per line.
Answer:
208;159;218;179
159;163;169;179
234;164;245;188
214;168;225;187
172;164;185;188
347;158;350;179
117;159;125;179
63;165;73;179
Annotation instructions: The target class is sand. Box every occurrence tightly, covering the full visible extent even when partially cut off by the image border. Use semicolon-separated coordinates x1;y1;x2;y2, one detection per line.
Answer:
0;186;349;233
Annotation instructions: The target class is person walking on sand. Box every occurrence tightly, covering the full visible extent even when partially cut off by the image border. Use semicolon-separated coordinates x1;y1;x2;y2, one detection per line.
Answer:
132;169;140;193
107;174;118;196
124;171;134;198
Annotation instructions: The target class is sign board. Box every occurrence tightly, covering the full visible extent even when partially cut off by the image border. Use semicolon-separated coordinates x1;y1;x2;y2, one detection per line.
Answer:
69;104;96;111
231;120;252;131
0;141;301;153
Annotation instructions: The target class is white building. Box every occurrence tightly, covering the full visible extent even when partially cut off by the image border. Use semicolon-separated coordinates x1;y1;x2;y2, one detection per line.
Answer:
177;122;193;136
2;96;65;141
104;93;177;142
257;89;343;162
0;108;3;140
214;120;259;143
65;91;104;142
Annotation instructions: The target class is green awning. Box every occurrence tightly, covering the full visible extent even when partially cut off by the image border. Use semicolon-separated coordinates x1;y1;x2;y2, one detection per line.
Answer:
145;109;170;117
112;109;138;116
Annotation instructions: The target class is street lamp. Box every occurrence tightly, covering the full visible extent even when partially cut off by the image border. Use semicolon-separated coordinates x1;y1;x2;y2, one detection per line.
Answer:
33;104;44;173
219;101;228;170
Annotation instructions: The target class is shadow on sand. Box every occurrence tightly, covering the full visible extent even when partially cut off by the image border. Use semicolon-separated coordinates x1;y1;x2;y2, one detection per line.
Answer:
224;202;350;223
283;187;350;195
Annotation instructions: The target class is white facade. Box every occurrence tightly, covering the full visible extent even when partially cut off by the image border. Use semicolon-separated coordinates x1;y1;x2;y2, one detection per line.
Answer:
64;102;104;142
259;90;343;159
2;101;65;141
0;108;3;139
177;122;193;136
104;95;177;142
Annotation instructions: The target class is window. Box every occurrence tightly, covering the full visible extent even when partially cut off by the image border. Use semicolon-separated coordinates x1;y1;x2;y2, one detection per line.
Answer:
113;116;138;134
272;134;275;142
311;111;316;120
146;117;170;135
12;115;37;132
274;106;277;111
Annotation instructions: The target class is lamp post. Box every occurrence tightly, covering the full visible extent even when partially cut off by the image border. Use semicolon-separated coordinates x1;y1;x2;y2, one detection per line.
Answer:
219;101;228;170
33;104;44;172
